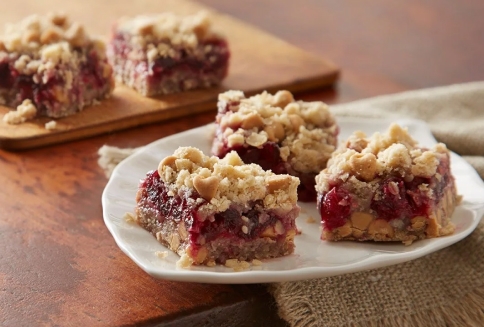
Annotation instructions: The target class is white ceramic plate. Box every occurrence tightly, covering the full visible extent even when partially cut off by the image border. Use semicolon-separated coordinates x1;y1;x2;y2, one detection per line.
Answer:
102;118;484;284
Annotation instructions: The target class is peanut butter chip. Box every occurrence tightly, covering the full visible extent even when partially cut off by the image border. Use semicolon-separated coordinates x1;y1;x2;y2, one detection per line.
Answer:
349;153;377;182
350;212;374;230
368;219;394;238
193;175;219;201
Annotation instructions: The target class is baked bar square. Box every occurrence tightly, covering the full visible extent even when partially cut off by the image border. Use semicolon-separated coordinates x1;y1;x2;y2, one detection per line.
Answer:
212;90;338;202
108;11;230;96
0;13;114;118
135;147;300;266
316;123;459;244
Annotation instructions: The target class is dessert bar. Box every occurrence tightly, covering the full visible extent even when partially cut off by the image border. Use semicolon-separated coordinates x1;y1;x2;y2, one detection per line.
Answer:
135;147;300;266
0;13;114;118
212;90;338;201
108;11;229;96
316;124;458;244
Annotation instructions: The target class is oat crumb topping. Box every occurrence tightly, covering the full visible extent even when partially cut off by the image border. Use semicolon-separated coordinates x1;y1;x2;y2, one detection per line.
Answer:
214;90;338;174
0;13;109;81
116;11;215;49
3;99;37;124
158;147;300;214
176;253;194;269
45;120;57;130
123;212;136;223
155;251;169;259
316;123;451;193
1;13;94;52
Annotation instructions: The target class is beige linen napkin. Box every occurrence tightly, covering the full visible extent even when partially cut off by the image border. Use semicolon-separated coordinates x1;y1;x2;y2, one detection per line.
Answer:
99;82;484;327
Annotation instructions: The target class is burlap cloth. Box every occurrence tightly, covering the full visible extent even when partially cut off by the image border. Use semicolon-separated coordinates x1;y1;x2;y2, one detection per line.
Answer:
98;82;484;327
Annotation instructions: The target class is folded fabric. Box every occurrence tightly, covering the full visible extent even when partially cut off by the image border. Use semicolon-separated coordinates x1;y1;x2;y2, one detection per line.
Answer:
98;82;484;327
270;82;484;327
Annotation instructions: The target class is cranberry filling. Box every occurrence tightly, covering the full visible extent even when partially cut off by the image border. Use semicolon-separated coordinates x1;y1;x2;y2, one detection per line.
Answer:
0;50;109;115
319;163;451;231
0;62;14;88
110;33;229;88
318;187;352;230
139;170;292;255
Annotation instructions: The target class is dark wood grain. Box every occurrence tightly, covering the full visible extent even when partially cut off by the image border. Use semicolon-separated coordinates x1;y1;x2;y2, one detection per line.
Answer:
1;0;483;326
0;0;338;150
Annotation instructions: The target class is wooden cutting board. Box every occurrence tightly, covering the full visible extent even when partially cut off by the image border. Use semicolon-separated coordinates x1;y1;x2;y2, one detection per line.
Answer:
0;0;339;150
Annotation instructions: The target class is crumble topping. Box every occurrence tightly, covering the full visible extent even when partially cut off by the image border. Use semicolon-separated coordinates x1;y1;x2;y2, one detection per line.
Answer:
215;90;338;174
176;253;193;269
123;212;136;223
3;99;37;124
116;11;214;49
1;13;98;52
0;13;109;77
157;147;299;214
155;251;169;259
44;120;57;130
316;124;451;194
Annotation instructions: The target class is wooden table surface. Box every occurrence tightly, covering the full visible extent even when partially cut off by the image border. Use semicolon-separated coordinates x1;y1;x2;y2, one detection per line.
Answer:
1;0;483;326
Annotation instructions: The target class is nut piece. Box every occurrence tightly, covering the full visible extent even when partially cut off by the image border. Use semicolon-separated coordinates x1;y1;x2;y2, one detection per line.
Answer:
158;155;177;175
264;122;285;142
267;175;292;193
272;90;294;108
368;219;394;238
288;114;304;133
41;28;62;44
193;175;219;201
65;22;87;47
22;30;40;43
49;13;67;26
241;113;264;129
350;212;374;230
349;153;378;182
137;23;154;36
